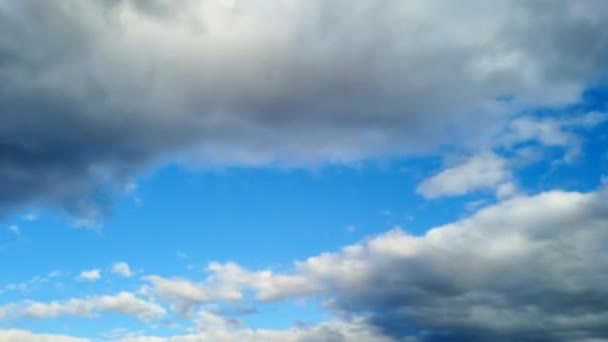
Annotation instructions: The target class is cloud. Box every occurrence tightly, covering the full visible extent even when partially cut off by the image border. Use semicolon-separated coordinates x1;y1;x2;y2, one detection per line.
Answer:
4;273;55;293
143;262;324;318
143;275;242;316
416;152;514;199
3;189;608;340
416;112;606;199
79;269;101;282
6;224;20;235
117;318;394;342
0;330;89;342
0;292;166;322
0;0;607;220
499;111;608;163
195;189;608;340
112;262;133;278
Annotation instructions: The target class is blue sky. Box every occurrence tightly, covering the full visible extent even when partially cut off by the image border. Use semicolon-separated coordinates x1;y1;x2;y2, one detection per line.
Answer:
1;1;608;341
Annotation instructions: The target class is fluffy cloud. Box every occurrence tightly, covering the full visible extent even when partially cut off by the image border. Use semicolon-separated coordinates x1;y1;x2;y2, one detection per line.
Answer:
143;263;323;317
117;318;394;342
206;262;323;302
0;292;166;322
112;262;133;278
0;0;607;220
193;189;608;340
0;330;89;342
416;152;514;199
144;275;242;316
79;269;101;281
3;189;608;340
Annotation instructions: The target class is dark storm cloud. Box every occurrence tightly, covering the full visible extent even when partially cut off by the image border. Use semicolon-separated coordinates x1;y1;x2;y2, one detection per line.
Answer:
0;0;607;221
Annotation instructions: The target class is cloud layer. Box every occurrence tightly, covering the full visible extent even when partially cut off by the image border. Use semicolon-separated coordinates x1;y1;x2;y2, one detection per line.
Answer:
1;0;607;220
139;189;608;340
2;188;608;340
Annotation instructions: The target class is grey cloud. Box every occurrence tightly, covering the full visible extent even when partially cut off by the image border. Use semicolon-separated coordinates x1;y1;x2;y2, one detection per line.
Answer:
1;0;607;221
301;190;608;341
4;189;608;340
196;189;608;341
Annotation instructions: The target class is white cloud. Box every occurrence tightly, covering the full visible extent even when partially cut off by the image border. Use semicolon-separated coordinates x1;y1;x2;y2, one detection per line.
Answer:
112;262;133;278
345;224;357;233
79;269;101;282
415;112;606;200
188;189;608;340
117;318;394;342
417;153;514;199
206;262;323;302
500;111;607;163
3;189;608;340
23;213;39;222
144;276;242;316
6;225;20;236
0;330;89;342
1;292;165;322
176;251;189;259
4;273;57;293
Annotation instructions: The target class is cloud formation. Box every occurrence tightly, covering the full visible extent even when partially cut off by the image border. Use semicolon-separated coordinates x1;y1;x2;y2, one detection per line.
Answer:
2;189;608;340
1;0;607;220
0;292;165;322
417;152;514;199
117;317;393;342
144;275;242;316
79;269;101;282
0;330;89;342
112;262;133;278
157;189;608;341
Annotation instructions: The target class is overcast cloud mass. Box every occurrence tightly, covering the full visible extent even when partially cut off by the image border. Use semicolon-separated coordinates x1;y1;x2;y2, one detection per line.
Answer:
1;0;608;341
0;0;607;220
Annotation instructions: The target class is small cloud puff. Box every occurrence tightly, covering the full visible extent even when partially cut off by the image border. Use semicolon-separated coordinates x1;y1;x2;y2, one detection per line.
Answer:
79;269;101;282
111;262;133;278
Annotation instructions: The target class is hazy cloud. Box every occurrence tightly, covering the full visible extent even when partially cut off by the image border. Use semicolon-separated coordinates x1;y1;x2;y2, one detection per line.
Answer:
112;262;133;278
79;269;101;282
0;330;89;342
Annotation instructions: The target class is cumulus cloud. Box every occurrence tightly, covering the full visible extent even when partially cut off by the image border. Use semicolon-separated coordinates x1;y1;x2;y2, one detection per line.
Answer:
0;292;166;322
206;262;323;302
117;318;393;342
79;269;101;281
3;190;608;340
0;329;89;342
143;262;324;318
0;0;607;220
143;275;242;316
112;262;133;278
417;152;514;199
185;189;608;341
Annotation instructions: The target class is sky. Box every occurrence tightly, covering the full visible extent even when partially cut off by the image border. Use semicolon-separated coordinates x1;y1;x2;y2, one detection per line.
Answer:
0;1;608;341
